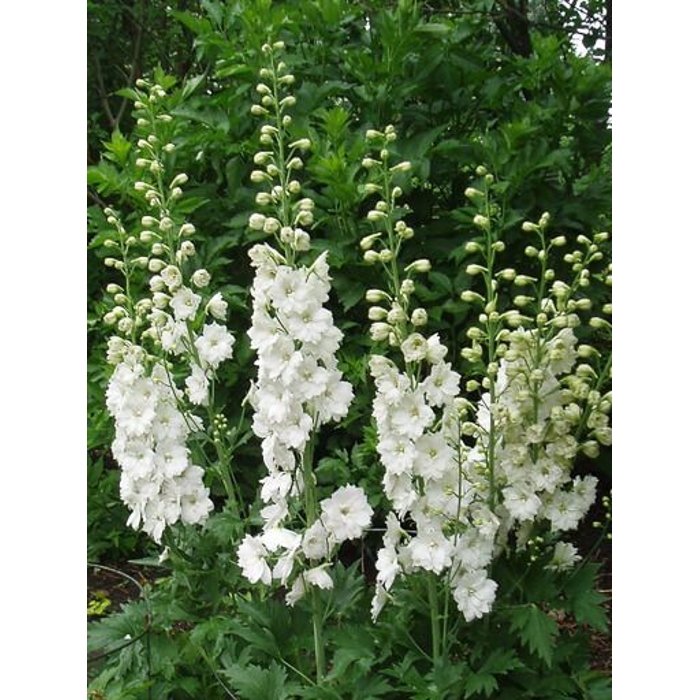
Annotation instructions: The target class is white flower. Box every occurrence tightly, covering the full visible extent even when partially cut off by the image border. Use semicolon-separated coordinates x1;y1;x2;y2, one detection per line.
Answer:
194;322;235;370
546;541;581;570
403;524;453;574
401;332;428;363
370;583;390;622
206;292;228;320
413;433;453;480
238;535;272;585
305;565;333;590
425;334;448;364
302;520;331;560
159;316;188;355
376;545;401;591
452;569;497;622
170;286;202;320
503;483;542;521
161;265;182;290
185;364;209;406
320;485;373;543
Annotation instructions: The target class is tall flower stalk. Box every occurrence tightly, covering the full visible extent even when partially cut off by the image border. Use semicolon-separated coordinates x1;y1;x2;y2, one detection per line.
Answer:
236;41;373;683
101;79;239;543
359;131;612;663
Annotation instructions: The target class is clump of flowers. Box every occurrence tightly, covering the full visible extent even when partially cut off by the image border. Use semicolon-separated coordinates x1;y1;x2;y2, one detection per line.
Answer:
101;79;238;542
461;172;612;571
236;42;372;614
360;127;498;626
359;134;612;639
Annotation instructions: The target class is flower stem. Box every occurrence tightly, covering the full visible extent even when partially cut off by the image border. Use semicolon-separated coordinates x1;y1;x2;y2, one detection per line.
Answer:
428;574;442;665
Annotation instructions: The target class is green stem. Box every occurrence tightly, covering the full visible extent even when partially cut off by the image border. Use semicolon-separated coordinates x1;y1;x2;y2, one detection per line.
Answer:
301;434;326;682
311;588;326;683
427;574;442;665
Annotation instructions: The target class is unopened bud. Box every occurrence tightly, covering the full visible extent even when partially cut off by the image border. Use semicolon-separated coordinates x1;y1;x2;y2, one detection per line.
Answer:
390;161;412;173
406;259;431;273
366;289;388;303
473;214;489;229
411;308;428;326
360;233;382;250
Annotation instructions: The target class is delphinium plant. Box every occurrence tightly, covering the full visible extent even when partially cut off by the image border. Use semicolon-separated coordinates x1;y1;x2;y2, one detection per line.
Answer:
100;78;240;545
235;41;373;683
358;128;612;694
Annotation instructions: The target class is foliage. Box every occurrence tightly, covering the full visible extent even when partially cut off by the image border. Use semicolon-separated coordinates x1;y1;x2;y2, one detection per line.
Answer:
88;1;611;697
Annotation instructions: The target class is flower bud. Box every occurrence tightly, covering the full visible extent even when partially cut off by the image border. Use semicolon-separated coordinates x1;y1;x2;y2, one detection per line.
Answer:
251;170;268;183
370;322;392;341
251;104;268;116
514;295;533;308
524;246;539;257
368;306;387;321
179;223;195;237
466;264;487;276
362;157;380;169
367;209;387;222
152;292;170;309
366;289;389;303
378;249;394;263
492;240;505;252
390;161;412;173
151;243;165;256
539;212;551;227
288;156;304;170
365;129;383;140
514;274;535;286
191;269;211;288
147;258;165;272
296;210;313;227
602;303;612;315
406;259;431;273
411;308;428;326
280;95;296;109
552;235;567;247
364;250;380;264
249;213;266;230
464;187;483;200
263;217;281;234
464;241;481;254
473;214;489;229
476;165;488;177
594;231;610;243
522;221;538;233
360;233;382;250
363;183;382;195
290;138;311;151
461;290;484;304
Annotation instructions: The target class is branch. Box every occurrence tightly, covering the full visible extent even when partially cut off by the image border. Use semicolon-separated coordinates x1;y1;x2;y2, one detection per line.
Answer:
92;53;117;131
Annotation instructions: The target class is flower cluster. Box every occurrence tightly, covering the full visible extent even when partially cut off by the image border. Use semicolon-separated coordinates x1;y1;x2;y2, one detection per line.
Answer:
360;128;499;622
237;42;371;604
460;171;612;571
106;341;213;542
101;79;236;540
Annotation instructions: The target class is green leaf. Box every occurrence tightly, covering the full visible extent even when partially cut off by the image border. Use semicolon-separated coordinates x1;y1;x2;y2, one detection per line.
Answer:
223;661;292;700
509;604;559;667
563;563;609;632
